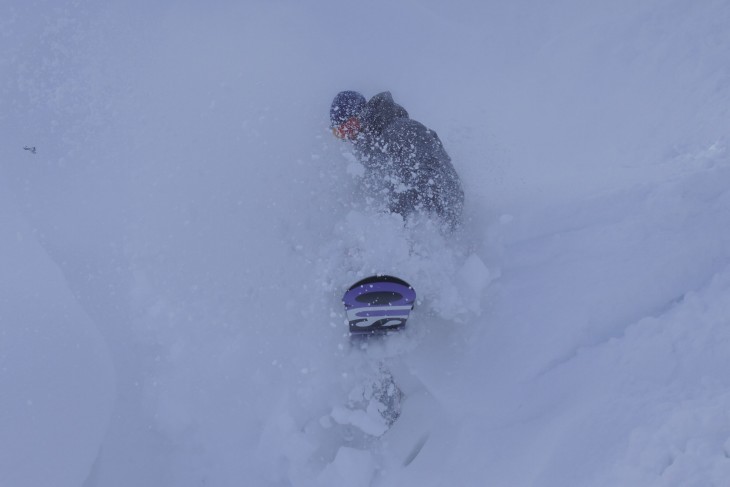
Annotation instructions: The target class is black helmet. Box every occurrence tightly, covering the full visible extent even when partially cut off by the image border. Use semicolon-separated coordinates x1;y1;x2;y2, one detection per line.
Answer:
330;91;366;127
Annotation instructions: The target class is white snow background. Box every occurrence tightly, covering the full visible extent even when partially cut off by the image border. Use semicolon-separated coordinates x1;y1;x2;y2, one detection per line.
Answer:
2;0;730;485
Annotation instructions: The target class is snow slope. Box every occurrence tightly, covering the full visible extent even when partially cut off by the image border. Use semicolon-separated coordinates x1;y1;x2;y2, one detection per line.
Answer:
0;185;115;486
2;0;730;485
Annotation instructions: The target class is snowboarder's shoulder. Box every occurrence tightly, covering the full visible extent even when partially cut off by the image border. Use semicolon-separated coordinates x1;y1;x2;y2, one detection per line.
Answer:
382;118;431;142
384;117;425;131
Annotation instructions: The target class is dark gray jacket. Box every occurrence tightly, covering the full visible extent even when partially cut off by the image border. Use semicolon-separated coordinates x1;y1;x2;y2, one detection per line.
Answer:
353;92;464;229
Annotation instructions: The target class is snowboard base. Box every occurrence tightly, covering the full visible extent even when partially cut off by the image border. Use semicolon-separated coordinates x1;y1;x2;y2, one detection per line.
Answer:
342;275;416;336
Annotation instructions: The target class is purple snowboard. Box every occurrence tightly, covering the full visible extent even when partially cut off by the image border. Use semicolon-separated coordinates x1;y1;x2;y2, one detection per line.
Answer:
343;275;416;335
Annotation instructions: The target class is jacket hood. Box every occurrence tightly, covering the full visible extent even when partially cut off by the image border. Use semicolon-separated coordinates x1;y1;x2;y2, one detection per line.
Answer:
359;92;409;136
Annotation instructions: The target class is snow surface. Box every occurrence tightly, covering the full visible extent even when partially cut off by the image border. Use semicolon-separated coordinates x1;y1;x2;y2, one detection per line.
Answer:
2;0;730;485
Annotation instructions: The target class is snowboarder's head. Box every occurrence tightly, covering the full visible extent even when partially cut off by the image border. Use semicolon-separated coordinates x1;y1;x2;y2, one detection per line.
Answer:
330;91;366;140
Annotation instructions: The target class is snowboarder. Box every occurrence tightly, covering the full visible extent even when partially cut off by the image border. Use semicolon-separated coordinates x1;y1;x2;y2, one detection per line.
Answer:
330;91;464;230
